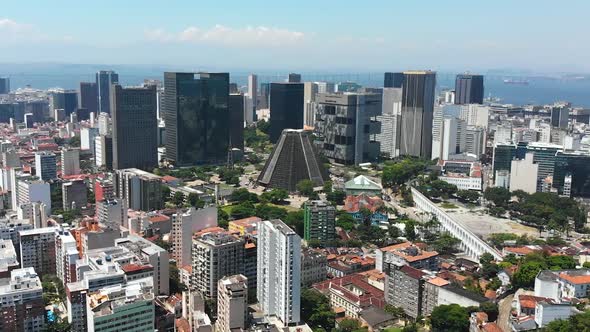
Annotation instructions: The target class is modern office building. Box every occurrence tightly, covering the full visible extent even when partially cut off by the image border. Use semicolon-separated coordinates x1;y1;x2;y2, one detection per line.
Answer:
61;148;80;176
216;274;248;332
0;77;10;94
459;104;489;129
62;180;88;211
268;83;304;142
432;117;467;160
86;278;155;332
315;92;381;164
247;74;257;124
96;70;119;114
384;72;404;88
465;126;486;157
288;73;302;83
34;152;57;181
399;71;436;158
492;143;517;181
0;267;45;332
115;168;163;212
229;93;245;151
257;129;328;191
18;227;57;276
554;151;590;198
257;219;301;325
111;84;158;170
303;200;336;247
163;72;230;166
550;106;569;129
454;74;484;105
79;82;98;115
376;88;403;158
191;232;244;299
50;89;78;117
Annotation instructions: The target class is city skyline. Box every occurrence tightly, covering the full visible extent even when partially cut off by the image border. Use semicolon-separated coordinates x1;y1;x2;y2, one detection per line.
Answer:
2;1;590;72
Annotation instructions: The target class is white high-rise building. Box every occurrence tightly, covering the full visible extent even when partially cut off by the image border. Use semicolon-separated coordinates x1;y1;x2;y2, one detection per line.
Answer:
459;104;489;129
246;74;257;124
61;148;80;176
376;88;403;158
98;113;111;136
257;219;301;325
432;117;466;160
465;126;486;157
315;82;335;94
510;153;539;194
216;274;248;332
0;267;45;331
494;123;513;145
55;227;79;285
34;152;57;181
81;127;99;152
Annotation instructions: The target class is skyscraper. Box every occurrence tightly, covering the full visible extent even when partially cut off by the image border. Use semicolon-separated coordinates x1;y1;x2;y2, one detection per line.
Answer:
269;83;304;142
50;89;78;117
257;219;301;325
454;74;484;105
384;72;404;88
399;71;436;158
96;70;119;114
376;88;403;158
229;93;245;151
0;77;10;94
315;92;382;164
288;73;302;83
247;74;257;124
550;106;569;128
163;72;230;166
79;82;98;115
111;84;158;170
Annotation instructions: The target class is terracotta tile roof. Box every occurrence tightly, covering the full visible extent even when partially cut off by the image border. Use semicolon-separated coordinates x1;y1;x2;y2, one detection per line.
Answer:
504;246;536;255
162;175;179;182
194;226;225;237
149;215;170;223
181;265;192;273
121;263;153;274
231;216;262;226
559;273;590;285
426;277;449;287
485;289;497;300
175;318;191;332
400;265;426;279
343;193;384;213
519;295;549;309
379;242;438;263
482;323;503;332
313;272;385;309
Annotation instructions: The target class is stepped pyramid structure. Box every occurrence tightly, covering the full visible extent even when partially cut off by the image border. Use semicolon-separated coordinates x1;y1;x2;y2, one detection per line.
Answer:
258;129;328;191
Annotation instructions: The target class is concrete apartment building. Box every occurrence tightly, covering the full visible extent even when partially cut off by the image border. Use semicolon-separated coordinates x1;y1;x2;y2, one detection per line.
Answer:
61;148;81;176
0;267;45;332
18;227;58;276
63;179;88;211
171;206;218;267
257;219;301;325
0;239;19;278
315;92;381;165
216;274;248;332
303;200;336;247
301;248;328;287
376;242;439;273
191;232;244;299
55;228;79;286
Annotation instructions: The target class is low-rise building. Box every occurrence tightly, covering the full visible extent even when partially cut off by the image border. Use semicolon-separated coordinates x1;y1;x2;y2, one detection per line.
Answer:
301;248;327;286
376;241;438;272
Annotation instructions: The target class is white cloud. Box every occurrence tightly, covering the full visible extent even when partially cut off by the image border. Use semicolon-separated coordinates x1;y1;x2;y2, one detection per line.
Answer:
146;24;305;47
0;18;74;43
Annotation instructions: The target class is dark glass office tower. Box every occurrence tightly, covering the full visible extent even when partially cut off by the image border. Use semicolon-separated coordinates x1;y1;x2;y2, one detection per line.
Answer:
229;93;245;151
269;83;304;142
550;106;569;128
50;90;78;116
0;77;9;94
111;84;158;170
96;70;119;114
79;82;98;115
399;71;436;158
163;72;230;166
454;74;484;104
384;72;404;88
288;73;302;83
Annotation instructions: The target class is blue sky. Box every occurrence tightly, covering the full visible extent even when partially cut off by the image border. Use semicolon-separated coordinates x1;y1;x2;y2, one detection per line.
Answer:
1;0;589;72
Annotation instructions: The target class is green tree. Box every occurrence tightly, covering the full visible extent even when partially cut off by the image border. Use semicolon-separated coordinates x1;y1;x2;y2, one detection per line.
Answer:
327;190;346;205
230;202;256;219
583;262;590;268
479;302;499;322
170;191;185;206
218;209;229;229
337;318;365;332
230;188;259;203
323;180;333;193
432;233;460;254
404;220;417;241
300;289;335;331
336;213;356;231
513;260;546;289
257;119;271;134
285;210;304;236
456;189;480;203
483;187;511;207
546;255;576;270
260;188;289;204
402;324;418;332
187;193;205;208
296;179;315;196
430;304;469;332
545;310;590;332
169;263;187;294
